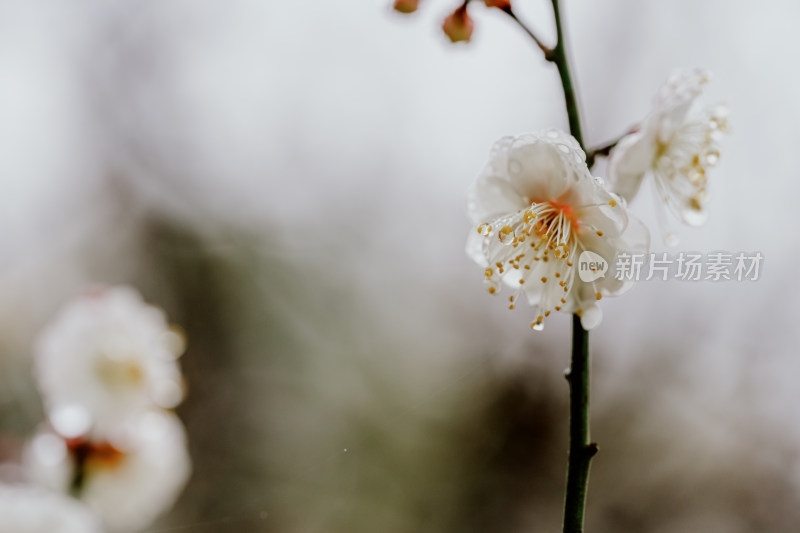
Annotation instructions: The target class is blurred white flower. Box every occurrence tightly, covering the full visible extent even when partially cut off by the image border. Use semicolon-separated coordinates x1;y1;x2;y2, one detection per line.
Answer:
467;130;649;330
34;286;186;438
0;483;103;533
608;69;728;227
24;410;191;533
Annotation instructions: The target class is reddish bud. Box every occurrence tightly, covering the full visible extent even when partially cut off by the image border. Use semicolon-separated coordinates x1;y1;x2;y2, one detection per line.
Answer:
484;0;511;9
442;5;474;43
393;0;420;14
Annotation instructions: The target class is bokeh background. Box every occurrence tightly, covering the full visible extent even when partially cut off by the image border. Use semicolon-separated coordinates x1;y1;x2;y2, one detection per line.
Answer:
0;0;798;531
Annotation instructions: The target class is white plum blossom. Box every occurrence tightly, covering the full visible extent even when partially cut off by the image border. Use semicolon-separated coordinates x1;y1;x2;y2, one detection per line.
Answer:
0;483;103;533
467;130;649;330
34;286;186;438
24;410;191;533
608;68;728;227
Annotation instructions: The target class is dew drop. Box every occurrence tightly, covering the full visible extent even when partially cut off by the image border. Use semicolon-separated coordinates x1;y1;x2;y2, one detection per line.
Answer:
681;208;708;227
546;130;559;139
532;322;545;331
477;223;491;237
498;226;515;245
703;150;720;166
557;144;570;154
687;167;705;186
610;193;626;208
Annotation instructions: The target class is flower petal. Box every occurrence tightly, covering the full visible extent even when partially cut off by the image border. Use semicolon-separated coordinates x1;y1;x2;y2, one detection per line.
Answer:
608;130;656;202
466;172;527;224
506;136;572;202
580;304;603;330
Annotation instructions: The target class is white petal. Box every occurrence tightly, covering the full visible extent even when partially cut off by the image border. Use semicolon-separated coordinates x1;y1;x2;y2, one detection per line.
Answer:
608;130;656;202
507;136;572;201
466;172;527;224
465;231;487;267
604;215;650;296
654;69;709;138
580;304;603;330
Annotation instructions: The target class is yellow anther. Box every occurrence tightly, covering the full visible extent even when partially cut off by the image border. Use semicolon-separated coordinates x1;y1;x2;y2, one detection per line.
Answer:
595;292;602;300
488;286;496;294
541;277;548;283
608;199;617;207
596;230;604;237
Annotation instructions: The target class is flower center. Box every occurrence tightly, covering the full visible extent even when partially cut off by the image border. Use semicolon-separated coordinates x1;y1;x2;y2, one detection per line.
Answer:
95;352;145;391
67;438;126;471
476;198;617;330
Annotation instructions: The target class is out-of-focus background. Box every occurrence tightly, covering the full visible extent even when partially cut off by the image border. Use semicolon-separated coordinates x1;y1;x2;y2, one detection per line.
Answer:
0;0;798;531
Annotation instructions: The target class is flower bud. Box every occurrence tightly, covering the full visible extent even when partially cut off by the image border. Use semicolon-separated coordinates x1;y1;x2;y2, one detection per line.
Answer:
393;0;420;14
442;5;473;43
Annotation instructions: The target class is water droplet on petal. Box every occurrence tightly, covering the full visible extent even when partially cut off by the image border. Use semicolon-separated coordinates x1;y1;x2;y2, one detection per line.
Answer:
498;226;515;245
687;167;705;186
593;176;605;187
546;130;559;139
558;144;570;154
681;208;708;227
532;322;545;331
609;192;626;208
703;150;720;166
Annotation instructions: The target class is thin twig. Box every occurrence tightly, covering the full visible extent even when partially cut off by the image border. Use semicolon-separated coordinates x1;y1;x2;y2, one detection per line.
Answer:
586;125;639;168
500;7;552;58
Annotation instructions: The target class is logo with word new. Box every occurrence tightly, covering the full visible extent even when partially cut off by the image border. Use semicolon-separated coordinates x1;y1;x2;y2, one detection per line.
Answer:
578;251;607;282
